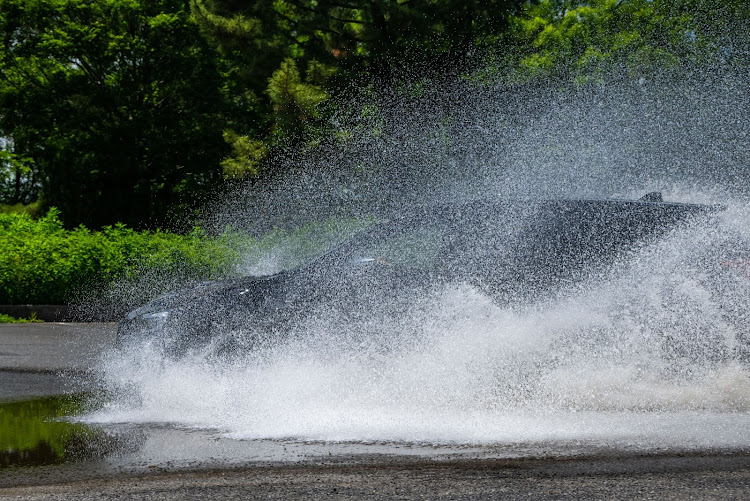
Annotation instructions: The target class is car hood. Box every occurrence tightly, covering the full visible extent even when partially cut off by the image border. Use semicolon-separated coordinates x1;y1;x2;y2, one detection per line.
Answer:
124;272;293;320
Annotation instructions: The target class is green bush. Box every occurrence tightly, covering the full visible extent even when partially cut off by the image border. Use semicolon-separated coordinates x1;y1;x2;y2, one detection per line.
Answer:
0;209;244;304
0;313;42;323
0;201;44;219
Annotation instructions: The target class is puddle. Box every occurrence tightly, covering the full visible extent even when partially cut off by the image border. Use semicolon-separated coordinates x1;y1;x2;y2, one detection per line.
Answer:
4;394;750;474
0;395;132;468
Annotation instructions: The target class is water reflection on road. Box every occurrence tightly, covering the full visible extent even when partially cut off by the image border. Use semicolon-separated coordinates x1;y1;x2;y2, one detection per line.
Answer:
0;395;138;468
4;394;750;475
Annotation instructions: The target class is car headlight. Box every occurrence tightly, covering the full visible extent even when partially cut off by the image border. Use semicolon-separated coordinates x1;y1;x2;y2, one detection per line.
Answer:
124;310;170;332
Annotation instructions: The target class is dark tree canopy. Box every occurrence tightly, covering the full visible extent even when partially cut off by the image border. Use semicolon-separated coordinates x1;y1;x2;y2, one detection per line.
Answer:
190;0;529;176
0;0;746;228
191;0;527;84
0;0;230;228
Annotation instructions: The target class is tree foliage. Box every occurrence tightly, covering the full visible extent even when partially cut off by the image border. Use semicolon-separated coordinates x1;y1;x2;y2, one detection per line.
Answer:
0;0;230;228
192;0;526;78
190;0;529;171
509;0;749;84
0;139;38;205
0;0;747;228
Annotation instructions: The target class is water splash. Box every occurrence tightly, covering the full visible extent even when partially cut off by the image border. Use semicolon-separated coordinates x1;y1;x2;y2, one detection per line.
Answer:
89;205;750;448
89;65;750;451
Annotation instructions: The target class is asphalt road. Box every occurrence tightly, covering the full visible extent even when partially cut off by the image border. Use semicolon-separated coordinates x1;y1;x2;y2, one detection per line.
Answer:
1;323;750;500
0;323;116;400
0;323;117;373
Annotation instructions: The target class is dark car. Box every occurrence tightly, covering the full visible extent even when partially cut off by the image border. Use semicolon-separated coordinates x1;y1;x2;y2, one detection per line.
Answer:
117;195;721;357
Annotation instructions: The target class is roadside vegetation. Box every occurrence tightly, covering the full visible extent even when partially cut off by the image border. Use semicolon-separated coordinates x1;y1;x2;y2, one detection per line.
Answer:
2;0;745;228
0;313;42;323
0;209;242;304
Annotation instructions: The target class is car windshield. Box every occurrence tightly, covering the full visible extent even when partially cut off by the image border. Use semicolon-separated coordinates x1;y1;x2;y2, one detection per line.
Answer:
306;198;711;296
346;227;444;269
328;202;533;275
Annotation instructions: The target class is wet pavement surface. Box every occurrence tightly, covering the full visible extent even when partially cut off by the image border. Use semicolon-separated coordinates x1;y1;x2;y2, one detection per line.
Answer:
0;371;79;401
1;323;750;499
0;322;114;400
0;323;116;373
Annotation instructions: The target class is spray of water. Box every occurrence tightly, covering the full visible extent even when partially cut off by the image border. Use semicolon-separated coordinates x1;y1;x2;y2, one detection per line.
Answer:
88;64;750;451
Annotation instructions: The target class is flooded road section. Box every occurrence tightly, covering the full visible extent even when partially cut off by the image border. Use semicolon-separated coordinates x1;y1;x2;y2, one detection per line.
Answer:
2;278;750;499
2;391;750;500
4;391;750;474
2;393;750;500
2;325;557;476
2;305;750;482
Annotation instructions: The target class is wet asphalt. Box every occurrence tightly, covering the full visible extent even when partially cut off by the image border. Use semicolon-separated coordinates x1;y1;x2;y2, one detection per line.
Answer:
1;323;749;499
0;323;116;373
0;323;116;401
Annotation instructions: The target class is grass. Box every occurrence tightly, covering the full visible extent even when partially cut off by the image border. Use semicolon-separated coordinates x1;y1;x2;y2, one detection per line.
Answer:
0;312;43;323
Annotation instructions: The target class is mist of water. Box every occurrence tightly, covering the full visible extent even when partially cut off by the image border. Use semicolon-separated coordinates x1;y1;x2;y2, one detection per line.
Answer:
88;63;750;451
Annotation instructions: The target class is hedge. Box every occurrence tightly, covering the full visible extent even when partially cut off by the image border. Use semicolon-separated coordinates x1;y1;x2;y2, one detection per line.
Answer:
0;209;246;304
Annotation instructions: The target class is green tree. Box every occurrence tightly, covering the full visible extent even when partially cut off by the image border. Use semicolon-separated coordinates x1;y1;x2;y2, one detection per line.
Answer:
191;0;529;178
0;138;39;205
0;0;231;228
193;0;528;80
509;0;749;84
267;58;328;139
